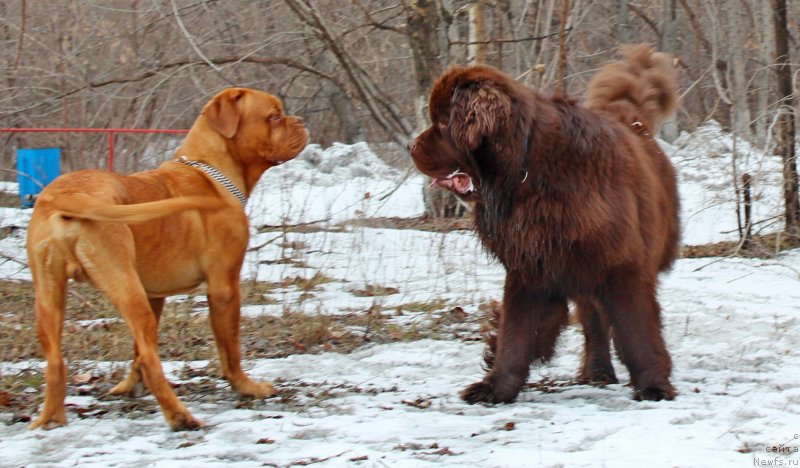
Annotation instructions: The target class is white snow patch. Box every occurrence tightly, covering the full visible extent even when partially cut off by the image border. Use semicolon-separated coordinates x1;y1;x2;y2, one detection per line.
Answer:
1;129;799;466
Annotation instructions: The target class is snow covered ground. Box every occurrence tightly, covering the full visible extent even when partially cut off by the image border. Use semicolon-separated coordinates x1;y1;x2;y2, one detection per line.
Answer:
1;124;799;467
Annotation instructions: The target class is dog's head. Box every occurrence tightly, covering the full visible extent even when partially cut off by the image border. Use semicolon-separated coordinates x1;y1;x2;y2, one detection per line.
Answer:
202;88;308;165
407;66;524;201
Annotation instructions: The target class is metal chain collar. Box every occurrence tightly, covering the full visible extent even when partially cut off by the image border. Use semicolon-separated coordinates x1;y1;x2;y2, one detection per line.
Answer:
174;156;247;207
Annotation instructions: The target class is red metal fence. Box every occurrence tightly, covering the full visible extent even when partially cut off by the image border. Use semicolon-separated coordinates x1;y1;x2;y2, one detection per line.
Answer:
0;128;190;172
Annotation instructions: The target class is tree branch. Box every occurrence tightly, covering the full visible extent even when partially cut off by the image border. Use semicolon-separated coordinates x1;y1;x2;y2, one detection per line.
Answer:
353;0;405;34
169;0;234;85
89;56;343;89
284;0;413;145
450;28;568;45
628;3;660;37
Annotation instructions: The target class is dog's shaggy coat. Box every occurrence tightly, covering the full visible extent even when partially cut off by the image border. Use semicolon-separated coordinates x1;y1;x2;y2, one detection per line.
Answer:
408;44;680;403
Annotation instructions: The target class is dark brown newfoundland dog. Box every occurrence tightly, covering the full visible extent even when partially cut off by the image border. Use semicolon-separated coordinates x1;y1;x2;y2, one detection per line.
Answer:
408;45;680;403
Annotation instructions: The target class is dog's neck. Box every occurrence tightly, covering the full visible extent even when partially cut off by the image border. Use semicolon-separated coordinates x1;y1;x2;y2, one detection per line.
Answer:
176;122;277;198
175;157;247;206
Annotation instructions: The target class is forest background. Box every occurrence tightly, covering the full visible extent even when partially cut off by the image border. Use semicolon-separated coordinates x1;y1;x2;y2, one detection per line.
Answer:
0;0;797;228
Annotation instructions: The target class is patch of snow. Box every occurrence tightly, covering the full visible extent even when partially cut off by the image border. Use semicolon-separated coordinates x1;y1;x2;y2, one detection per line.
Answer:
1;131;799;466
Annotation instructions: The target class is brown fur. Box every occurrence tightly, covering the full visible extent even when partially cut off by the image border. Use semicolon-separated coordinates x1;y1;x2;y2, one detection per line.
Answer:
408;44;680;403
26;87;308;430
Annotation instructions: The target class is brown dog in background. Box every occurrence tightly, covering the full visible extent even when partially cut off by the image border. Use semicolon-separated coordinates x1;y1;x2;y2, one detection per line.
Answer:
26;88;308;430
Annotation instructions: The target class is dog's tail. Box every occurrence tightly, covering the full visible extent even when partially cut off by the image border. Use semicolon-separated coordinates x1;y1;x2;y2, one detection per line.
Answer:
584;44;677;133
44;195;226;224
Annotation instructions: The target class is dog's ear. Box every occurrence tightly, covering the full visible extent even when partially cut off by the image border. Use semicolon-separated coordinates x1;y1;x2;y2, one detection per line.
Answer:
449;81;511;151
203;88;245;139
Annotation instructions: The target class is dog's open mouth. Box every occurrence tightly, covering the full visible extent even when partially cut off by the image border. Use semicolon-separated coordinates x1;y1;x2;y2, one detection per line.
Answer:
432;170;474;195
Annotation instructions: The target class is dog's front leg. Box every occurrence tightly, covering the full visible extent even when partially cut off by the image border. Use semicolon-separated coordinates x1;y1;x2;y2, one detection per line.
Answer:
207;272;275;398
461;274;568;404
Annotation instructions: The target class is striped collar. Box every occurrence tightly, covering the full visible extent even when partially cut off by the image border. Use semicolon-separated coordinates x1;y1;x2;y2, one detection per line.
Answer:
173;156;247;207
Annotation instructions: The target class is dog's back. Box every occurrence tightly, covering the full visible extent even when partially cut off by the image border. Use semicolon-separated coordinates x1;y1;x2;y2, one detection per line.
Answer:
584;44;681;272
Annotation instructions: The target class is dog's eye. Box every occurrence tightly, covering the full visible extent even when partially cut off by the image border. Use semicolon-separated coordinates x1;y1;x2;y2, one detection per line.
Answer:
268;114;282;122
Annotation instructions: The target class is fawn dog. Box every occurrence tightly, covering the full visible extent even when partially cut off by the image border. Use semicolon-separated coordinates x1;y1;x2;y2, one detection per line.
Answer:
26;88;308;430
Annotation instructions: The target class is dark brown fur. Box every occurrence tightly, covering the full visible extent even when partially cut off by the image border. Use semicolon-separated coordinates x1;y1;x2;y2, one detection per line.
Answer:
408;44;680;403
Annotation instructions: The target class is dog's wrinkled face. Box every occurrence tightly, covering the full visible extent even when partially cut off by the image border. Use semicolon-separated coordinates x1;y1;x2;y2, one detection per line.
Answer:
203;88;308;165
408;66;514;201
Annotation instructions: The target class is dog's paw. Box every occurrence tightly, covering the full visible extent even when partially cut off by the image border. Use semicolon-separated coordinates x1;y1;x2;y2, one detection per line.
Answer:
578;368;618;386
29;414;67;430
107;379;146;398
460;379;519;404
633;384;676;402
234;379;276;399
461;381;496;404
169;413;206;432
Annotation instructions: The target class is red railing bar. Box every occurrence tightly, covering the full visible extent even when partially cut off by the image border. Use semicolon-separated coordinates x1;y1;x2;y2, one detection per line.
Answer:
0;127;190;172
109;131;115;172
0;128;190;134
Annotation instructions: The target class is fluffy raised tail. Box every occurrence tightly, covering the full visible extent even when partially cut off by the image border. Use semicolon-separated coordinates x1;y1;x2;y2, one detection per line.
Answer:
584;44;677;133
43;194;225;224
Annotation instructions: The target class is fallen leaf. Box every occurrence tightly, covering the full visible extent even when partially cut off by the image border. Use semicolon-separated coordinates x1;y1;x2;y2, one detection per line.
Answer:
428;447;456;456
72;373;93;385
401;397;431;409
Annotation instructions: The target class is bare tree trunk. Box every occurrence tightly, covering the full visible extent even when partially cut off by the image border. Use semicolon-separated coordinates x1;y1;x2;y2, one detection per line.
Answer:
556;0;569;95
725;4;752;142
494;1;504;69
409;1;467;219
660;0;677;52
677;0;712;123
659;0;679;142
772;0;800;237
754;0;774;147
741;173;753;248
317;50;365;143
617;0;631;42
530;0;556;89
9;0;26;90
468;1;486;65
406;0;444;132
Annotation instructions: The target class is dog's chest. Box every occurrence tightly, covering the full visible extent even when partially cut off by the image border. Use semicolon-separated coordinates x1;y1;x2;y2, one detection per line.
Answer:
475;210;612;293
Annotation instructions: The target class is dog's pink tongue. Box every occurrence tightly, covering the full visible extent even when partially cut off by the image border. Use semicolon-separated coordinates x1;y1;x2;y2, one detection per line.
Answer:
433;172;473;194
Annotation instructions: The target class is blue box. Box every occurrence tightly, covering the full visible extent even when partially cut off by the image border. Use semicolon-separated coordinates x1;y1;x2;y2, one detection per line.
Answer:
17;147;61;208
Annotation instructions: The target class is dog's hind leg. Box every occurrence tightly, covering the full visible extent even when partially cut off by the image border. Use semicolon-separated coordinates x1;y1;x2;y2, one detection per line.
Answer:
206;269;275;398
28;245;69;430
574;296;618;385
108;297;165;398
601;271;675;401
75;226;203;430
